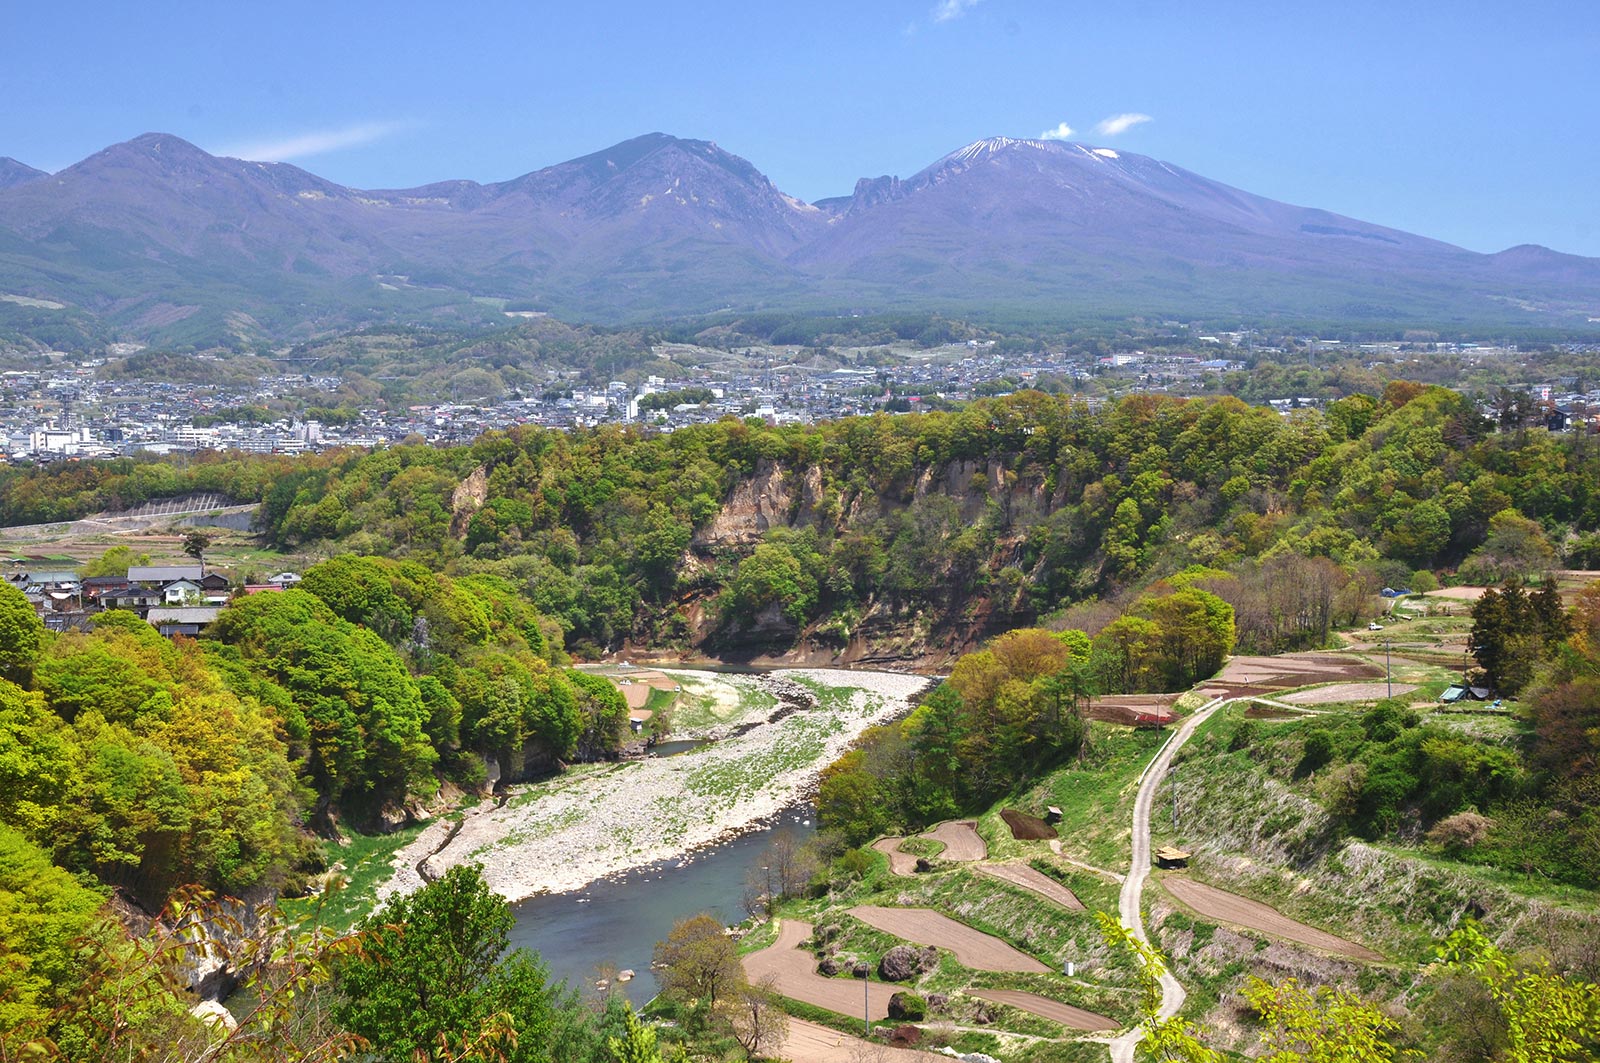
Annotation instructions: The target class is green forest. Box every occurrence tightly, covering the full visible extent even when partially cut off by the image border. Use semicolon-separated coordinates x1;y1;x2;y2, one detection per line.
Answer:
0;551;639;1049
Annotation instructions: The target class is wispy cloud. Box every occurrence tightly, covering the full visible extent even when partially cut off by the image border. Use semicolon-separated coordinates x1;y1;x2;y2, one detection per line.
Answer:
218;121;410;162
932;0;981;23
1094;113;1152;137
1040;122;1075;141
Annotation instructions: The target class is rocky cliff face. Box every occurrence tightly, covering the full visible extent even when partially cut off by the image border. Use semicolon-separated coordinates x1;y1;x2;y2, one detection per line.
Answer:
659;456;1052;670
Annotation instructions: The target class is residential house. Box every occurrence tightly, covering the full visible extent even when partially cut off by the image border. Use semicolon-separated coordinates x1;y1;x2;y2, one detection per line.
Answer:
146;606;222;638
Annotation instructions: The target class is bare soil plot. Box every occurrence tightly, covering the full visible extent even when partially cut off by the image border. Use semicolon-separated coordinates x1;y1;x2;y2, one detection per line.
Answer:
847;906;1048;973
1202;653;1383;698
1000;809;1057;840
744;920;898;1020
777;1018;946;1063
970;989;1117;1032
1428;586;1489;601
1087;694;1177;727
873;837;918;877
1282;682;1416;705
919;820;986;861
975;863;1085;911
1162;877;1383;962
602;669;680;710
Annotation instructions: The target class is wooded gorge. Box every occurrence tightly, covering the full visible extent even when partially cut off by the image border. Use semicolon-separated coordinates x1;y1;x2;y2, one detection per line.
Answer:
238;385;1599;662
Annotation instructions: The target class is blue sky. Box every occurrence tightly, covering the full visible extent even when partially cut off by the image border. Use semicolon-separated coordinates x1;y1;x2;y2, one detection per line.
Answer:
5;1;1598;255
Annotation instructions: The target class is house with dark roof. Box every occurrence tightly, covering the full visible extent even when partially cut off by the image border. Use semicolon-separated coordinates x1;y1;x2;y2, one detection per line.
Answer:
128;563;204;586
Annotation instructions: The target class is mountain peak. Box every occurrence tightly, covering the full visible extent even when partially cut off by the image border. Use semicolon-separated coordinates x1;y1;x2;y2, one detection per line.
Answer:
0;157;47;190
945;136;1058;163
123;132;211;157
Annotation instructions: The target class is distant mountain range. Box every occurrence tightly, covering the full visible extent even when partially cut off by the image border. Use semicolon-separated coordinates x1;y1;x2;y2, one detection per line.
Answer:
0;131;1596;345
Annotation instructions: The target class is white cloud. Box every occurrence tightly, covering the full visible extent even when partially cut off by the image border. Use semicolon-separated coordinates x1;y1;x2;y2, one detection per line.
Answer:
218;121;410;163
1040;122;1075;141
932;0;981;23
1094;113;1152;137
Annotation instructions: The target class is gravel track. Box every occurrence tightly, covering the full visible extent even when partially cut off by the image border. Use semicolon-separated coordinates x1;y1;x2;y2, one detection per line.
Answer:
1110;694;1228;1063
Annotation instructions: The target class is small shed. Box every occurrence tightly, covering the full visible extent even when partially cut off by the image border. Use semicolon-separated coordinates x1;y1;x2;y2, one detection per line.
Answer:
1440;684;1492;704
1045;806;1063;825
1154;846;1191;869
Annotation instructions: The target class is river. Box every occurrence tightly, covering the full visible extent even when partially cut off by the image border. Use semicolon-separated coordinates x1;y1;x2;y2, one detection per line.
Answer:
507;806;816;1005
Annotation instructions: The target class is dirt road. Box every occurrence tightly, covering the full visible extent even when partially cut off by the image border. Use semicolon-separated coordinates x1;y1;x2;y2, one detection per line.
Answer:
1161;877;1382;962
971;989;1117;1031
920;820;986;860
847;906;1048;973
873;837;918;877
975;863;1086;911
1110;694;1228;1063
744;920;898;1020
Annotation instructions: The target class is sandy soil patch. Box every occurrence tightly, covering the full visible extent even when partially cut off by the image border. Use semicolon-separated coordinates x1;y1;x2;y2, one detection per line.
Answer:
873;837;918;877
1162;877;1383;962
920;821;986;861
778;1018;946;1063
975;863;1085;912
1281;682;1416;705
1428;586;1488;600
970;989;1116;1031
590;668;679;711
1000;809;1058;840
378;669;931;901
745;920;899;1020
847;906;1048;973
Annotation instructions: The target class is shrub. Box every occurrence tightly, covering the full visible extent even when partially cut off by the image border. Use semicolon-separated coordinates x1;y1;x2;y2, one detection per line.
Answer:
1426;811;1495;852
1299;731;1334;771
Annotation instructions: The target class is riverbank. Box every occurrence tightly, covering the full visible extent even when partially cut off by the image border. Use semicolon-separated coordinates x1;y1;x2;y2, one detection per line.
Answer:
377;668;933;903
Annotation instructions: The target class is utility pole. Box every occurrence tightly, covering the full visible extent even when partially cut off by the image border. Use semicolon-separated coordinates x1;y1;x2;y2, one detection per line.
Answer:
857;961;870;1035
1171;766;1178;828
1385;639;1392;699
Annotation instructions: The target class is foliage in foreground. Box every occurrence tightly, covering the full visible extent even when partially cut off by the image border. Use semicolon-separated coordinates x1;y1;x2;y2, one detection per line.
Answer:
1098;913;1600;1063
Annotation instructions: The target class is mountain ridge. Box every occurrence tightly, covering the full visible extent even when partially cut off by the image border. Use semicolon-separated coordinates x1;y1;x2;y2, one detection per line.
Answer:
0;131;1595;344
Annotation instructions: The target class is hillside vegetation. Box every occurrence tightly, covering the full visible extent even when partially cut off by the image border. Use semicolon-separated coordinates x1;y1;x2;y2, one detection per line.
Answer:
235;385;1599;660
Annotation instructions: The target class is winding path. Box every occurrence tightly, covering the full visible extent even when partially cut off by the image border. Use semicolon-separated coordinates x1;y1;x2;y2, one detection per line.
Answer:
873;837;918;877
1109;696;1228;1063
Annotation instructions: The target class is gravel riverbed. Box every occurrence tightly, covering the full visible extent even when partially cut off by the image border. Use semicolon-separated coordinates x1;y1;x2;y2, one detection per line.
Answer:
377;668;932;903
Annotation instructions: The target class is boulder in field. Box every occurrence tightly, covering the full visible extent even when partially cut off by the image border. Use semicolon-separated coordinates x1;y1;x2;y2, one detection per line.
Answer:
879;945;921;981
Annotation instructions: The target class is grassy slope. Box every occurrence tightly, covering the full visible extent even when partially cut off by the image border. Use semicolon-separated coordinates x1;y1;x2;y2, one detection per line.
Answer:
772;660;1600;1060
1144;695;1600;1054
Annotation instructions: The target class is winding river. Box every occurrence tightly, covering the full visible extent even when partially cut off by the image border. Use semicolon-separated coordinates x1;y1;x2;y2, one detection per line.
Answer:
507;807;816;1004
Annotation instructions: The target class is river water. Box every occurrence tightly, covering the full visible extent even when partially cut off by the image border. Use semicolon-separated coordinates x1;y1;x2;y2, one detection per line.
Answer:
507;806;816;1004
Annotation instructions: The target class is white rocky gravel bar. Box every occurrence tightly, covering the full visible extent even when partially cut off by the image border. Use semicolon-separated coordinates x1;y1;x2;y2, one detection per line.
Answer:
377;668;932;903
